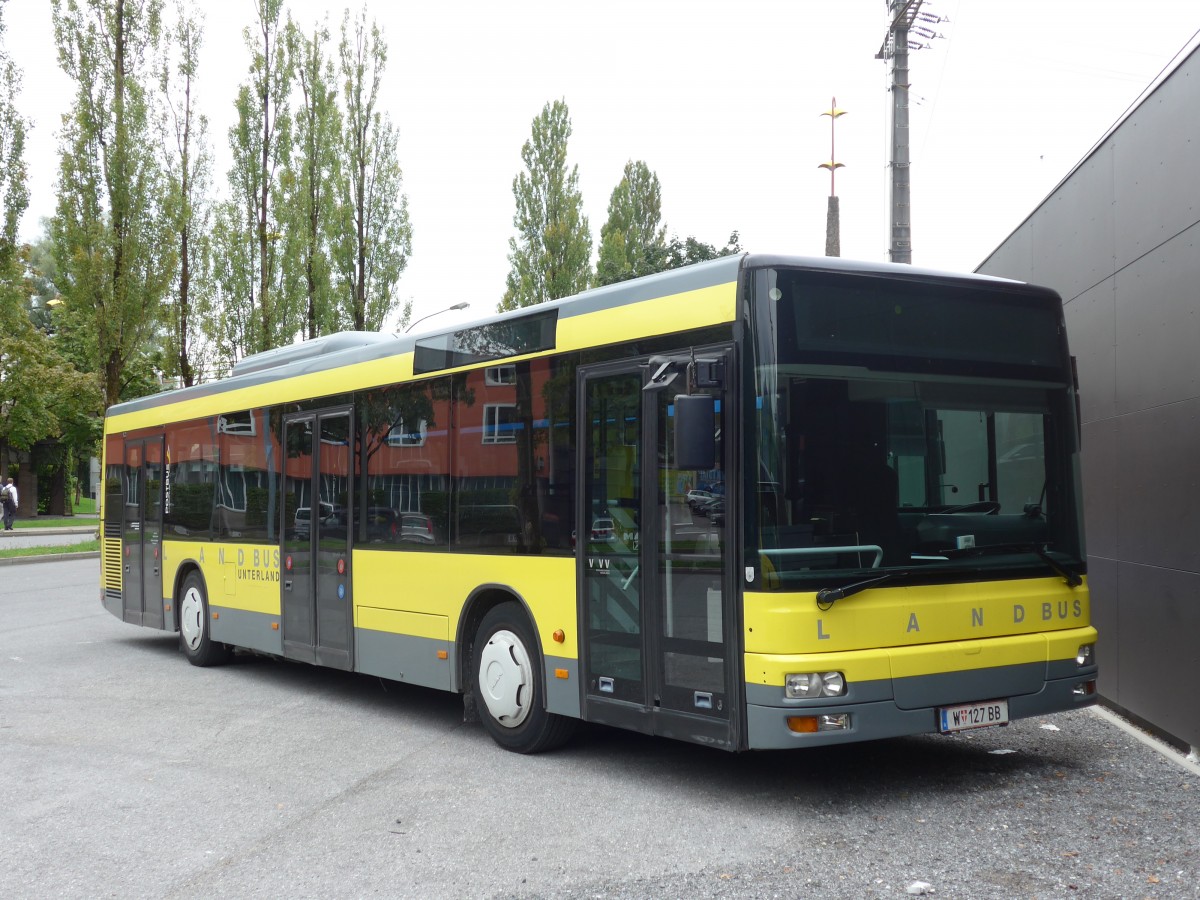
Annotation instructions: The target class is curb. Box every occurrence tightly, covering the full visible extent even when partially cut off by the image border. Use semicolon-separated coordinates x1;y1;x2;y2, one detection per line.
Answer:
0;527;98;537
0;551;101;567
1091;705;1200;776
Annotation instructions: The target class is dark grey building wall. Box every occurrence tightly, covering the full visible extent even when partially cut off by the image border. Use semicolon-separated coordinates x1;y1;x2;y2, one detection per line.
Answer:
979;46;1200;750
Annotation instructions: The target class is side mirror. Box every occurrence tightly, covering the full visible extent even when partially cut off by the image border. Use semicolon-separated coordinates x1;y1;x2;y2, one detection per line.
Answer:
674;394;715;470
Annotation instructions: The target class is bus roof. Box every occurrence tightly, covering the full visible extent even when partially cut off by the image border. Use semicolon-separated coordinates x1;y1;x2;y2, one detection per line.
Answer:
105;253;1036;420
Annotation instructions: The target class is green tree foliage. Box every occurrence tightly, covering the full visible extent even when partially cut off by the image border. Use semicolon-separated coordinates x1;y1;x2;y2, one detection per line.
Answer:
283;17;341;340
50;0;174;408
501;99;591;311
1;264;103;457
334;7;411;332
0;7;28;273
209;199;255;376
24;238;59;332
642;230;743;275
223;0;295;357
159;0;213;386
595;160;665;287
0;10;101;460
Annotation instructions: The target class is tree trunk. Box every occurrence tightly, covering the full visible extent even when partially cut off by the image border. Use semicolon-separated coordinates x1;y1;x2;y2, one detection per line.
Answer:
258;19;272;351
108;0;127;410
179;227;192;385
105;352;122;411
354;149;367;331
178;65;194;387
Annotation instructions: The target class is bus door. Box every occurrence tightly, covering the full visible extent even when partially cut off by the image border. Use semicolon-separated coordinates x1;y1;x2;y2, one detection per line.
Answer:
121;436;165;629
579;347;737;749
281;409;353;670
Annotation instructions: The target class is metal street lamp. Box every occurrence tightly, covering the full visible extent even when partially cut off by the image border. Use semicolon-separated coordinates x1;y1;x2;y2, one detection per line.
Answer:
402;301;470;334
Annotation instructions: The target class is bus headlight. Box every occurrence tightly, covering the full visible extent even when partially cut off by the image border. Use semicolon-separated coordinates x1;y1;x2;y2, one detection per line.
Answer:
785;671;846;699
1076;644;1095;667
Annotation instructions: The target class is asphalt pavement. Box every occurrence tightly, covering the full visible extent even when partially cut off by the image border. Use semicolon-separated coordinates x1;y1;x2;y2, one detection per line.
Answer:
2;557;1198;899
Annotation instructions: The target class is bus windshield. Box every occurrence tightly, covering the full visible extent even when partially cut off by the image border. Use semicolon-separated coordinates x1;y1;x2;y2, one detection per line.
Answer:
749;266;1083;589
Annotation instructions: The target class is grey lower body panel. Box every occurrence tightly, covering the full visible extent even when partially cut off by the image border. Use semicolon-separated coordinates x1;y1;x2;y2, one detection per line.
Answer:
745;668;1099;750
103;589;122;620
544;656;580;718
356;628;453;691
209;605;284;656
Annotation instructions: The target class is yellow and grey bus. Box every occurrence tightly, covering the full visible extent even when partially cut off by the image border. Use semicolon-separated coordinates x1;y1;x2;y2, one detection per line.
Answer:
100;254;1097;753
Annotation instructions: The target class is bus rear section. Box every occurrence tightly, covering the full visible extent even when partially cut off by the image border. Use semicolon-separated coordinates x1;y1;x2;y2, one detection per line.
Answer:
739;262;1097;748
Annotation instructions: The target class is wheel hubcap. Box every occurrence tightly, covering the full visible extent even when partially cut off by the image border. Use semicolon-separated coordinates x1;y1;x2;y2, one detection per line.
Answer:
180;588;204;652
478;629;533;728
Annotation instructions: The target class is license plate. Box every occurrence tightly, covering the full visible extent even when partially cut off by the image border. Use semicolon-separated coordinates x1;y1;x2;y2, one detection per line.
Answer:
939;699;1009;733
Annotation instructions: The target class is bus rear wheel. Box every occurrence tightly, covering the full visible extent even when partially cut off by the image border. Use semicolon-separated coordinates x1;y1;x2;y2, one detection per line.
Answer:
472;602;575;753
178;571;231;667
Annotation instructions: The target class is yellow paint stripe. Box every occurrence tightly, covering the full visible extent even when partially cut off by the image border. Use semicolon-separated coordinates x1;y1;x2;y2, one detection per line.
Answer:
356;607;448;641
105;281;738;433
556;282;737;352
745;576;1090;654
161;541;281;615
746;625;1096;686
353;550;579;658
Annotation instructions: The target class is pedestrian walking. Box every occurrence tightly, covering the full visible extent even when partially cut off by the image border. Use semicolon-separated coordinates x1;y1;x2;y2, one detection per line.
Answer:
1;477;18;530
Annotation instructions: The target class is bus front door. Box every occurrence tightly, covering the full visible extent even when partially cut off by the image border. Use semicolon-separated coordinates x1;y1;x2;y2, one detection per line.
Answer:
580;348;737;749
281;409;353;670
121;436;165;629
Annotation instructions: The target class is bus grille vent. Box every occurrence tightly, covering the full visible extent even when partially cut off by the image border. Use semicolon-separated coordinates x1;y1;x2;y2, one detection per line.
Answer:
102;538;123;592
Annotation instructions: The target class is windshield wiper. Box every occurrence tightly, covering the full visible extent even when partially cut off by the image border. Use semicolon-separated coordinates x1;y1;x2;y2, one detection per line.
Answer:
940;542;1082;587
816;572;905;610
1031;546;1083;587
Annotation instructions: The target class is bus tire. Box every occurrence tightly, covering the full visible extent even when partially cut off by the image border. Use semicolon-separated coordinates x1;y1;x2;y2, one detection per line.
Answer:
178;571;231;667
472;602;575;753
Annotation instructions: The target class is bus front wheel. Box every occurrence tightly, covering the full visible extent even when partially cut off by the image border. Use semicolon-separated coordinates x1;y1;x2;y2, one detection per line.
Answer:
178;571;231;667
472;602;574;753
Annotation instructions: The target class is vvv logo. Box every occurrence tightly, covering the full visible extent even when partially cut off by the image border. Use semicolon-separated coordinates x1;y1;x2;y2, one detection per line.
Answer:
588;557;611;570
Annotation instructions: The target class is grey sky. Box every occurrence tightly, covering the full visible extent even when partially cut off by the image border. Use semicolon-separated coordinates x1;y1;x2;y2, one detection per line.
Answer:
6;1;1199;331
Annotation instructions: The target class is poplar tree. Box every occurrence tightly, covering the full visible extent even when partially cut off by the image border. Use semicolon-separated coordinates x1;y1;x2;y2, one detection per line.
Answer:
224;0;295;357
595;160;665;286
50;0;173;407
1;7;100;465
0;4;27;277
334;6;411;333
209;199;255;376
160;0;213;386
501;99;591;311
283;17;341;340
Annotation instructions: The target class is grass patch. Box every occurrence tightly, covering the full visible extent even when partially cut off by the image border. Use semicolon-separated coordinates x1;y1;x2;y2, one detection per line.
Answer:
12;516;98;530
0;539;100;560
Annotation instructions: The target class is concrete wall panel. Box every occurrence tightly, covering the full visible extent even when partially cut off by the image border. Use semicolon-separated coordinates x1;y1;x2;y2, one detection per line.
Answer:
1028;148;1116;301
980;44;1200;750
1114;395;1200;571
1086;555;1119;699
1064;278;1118;424
1112;226;1200;414
979;223;1033;281
1079;417;1118;559
1115;561;1200;749
1112;68;1200;270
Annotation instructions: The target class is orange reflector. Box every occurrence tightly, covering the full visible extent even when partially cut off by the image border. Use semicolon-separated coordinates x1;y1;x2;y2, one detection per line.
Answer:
555;668;569;679
164;605;171;612
212;612;219;620
786;716;819;734
552;629;565;643
271;622;279;631
437;650;448;660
